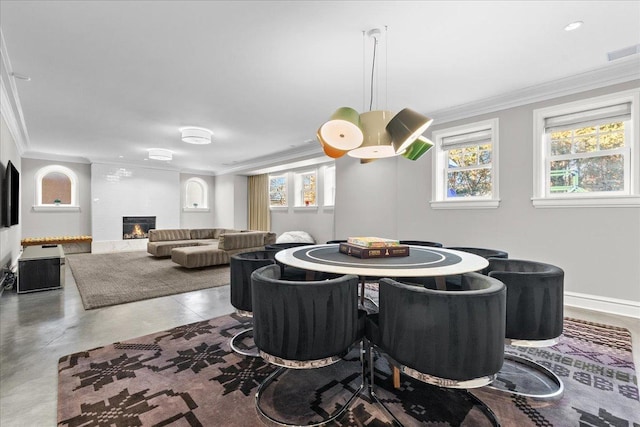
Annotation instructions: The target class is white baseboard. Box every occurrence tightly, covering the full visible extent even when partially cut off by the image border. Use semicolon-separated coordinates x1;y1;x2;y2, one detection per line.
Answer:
565;291;640;319
92;239;148;254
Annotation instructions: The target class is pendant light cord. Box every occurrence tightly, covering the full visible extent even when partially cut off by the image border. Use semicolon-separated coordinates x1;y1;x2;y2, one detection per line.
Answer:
369;35;378;111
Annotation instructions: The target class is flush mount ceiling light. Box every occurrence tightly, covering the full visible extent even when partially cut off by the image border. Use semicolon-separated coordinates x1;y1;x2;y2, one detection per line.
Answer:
564;21;583;31
180;127;213;144
147;148;173;161
317;27;434;162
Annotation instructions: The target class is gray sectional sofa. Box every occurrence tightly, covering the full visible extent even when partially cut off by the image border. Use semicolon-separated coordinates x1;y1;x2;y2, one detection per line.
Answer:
147;228;276;268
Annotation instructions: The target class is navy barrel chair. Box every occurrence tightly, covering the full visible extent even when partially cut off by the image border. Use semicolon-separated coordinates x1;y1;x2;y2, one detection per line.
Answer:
486;258;565;400
229;251;276;357
366;274;506;426
251;264;366;426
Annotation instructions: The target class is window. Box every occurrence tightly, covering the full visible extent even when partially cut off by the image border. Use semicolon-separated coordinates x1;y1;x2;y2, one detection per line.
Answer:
184;177;208;210
431;118;499;209
294;170;317;207
323;165;336;206
34;165;79;210
533;90;639;207
269;174;288;207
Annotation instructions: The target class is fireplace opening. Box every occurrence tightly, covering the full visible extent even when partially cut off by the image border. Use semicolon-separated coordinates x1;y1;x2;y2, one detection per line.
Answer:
123;216;156;239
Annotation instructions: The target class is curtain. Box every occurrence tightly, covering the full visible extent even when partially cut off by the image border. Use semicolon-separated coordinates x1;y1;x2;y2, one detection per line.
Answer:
248;174;271;231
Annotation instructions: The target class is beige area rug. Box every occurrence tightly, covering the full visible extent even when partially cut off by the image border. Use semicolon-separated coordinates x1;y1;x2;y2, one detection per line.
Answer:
66;251;230;310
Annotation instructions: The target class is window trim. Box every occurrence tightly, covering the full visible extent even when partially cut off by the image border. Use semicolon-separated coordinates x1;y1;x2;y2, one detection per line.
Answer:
34;165;79;210
532;89;640;208
294;169;318;207
431;118;500;209
323;165;336;207
269;173;289;209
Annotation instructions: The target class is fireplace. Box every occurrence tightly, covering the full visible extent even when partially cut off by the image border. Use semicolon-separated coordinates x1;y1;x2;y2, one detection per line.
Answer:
123;216;156;239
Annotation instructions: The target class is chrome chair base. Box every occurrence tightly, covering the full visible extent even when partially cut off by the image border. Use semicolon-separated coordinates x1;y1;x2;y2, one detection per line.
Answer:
368;348;501;427
486;354;564;400
229;328;260;358
255;344;365;427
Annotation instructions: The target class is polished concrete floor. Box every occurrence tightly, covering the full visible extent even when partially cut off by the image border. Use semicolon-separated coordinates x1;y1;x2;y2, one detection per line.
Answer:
0;264;638;427
0;263;234;427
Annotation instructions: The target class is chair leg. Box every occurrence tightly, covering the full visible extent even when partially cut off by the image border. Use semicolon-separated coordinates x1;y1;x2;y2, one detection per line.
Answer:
392;366;401;389
368;347;404;426
368;346;501;427
462;390;501;427
229;328;260;357
486;354;564;400
255;344;364;427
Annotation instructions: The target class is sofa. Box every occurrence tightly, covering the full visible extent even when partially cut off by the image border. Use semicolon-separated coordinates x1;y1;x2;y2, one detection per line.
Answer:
147;228;276;268
147;228;237;257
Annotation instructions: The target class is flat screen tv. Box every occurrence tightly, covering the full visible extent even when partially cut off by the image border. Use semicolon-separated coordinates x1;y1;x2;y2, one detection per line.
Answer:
2;160;19;227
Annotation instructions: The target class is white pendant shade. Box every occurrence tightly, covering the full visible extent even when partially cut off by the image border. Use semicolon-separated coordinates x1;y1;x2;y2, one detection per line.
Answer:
317;107;364;151
347;110;398;159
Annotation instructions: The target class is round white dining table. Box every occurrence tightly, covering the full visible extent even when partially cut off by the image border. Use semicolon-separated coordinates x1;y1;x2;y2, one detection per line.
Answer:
274;244;489;298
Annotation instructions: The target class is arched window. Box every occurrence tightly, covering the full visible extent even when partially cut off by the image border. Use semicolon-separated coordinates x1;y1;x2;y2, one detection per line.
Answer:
35;165;79;208
185;177;208;209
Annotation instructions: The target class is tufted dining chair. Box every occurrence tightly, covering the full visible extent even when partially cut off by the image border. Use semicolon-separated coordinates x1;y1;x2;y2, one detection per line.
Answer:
251;264;366;426
366;274;506;426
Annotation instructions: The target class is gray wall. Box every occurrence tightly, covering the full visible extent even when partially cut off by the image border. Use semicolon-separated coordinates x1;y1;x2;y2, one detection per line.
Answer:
334;158;397;239
270;163;335;244
0;115;21;271
20;158;92;238
213;174;248;230
336;81;640;307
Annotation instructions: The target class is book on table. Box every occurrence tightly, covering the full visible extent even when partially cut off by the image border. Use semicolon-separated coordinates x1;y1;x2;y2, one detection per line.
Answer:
339;242;409;259
346;237;400;248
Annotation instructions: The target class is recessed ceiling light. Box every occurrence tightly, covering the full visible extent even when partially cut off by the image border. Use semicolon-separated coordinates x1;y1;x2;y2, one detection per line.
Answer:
564;21;583;31
147;148;173;161
180;127;213;144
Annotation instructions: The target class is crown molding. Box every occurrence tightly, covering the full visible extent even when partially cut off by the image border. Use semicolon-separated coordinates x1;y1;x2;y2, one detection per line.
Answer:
429;56;640;125
0;29;30;155
213;143;325;176
22;152;91;164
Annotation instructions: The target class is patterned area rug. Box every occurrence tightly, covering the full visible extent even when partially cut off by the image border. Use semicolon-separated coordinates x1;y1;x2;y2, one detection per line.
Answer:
57;314;639;426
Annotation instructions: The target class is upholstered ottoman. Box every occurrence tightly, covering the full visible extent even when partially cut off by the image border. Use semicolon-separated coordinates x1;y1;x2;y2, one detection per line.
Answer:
171;246;229;268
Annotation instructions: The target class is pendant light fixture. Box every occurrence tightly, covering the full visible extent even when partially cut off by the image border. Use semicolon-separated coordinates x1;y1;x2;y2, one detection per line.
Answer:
317;107;363;158
316;27;435;162
347;110;395;159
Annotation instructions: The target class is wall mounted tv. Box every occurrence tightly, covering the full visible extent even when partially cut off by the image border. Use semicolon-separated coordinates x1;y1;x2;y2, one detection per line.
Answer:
2;160;19;227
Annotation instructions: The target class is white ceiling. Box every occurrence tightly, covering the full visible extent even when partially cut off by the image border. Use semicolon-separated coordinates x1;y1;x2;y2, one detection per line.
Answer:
1;1;639;175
